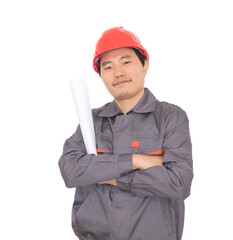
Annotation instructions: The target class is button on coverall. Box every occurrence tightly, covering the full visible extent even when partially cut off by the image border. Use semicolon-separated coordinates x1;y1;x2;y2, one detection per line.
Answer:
59;88;193;240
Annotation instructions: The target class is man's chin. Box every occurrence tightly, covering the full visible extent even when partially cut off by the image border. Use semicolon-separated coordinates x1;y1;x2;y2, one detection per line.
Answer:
113;90;131;101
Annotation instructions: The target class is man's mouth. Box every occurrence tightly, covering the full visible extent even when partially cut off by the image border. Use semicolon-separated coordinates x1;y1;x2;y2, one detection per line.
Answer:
112;79;132;87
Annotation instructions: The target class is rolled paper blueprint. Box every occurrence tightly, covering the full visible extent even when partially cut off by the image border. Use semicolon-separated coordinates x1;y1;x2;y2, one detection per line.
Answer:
70;79;97;155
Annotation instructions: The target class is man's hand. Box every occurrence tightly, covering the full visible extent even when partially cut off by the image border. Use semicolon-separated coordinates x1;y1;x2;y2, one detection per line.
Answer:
98;179;117;186
97;155;162;185
132;154;163;170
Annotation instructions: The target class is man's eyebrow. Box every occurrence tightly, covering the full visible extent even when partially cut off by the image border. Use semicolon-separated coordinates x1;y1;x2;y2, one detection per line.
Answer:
120;55;132;60
102;55;132;67
102;61;112;67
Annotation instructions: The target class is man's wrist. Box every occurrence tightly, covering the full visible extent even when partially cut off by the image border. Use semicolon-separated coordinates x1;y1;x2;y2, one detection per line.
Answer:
98;179;117;186
132;154;140;170
132;154;163;171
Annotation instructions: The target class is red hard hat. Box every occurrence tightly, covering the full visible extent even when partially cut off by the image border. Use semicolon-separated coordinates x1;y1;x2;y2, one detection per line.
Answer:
93;27;149;73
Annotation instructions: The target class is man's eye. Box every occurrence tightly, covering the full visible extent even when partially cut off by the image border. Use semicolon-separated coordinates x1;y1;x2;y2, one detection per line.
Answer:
104;66;112;70
124;61;131;65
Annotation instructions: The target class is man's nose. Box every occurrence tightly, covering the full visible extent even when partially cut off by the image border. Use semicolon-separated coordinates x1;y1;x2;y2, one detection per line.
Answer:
114;65;125;78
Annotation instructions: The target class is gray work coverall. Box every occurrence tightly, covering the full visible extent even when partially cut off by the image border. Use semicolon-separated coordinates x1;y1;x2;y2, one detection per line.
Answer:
59;88;193;240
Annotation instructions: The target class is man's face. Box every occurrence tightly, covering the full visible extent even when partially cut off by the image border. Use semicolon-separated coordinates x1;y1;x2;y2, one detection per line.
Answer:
99;48;149;102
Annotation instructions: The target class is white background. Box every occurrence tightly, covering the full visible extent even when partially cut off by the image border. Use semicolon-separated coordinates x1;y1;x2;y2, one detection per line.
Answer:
0;0;233;239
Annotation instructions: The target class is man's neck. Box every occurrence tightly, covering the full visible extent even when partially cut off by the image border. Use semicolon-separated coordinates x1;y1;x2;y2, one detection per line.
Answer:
114;89;145;115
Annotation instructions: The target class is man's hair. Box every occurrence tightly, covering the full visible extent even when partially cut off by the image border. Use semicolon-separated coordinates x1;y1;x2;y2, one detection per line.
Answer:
97;48;147;75
132;48;147;67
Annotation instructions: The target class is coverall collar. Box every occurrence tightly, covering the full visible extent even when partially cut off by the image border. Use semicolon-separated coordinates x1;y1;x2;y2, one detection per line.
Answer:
98;88;157;117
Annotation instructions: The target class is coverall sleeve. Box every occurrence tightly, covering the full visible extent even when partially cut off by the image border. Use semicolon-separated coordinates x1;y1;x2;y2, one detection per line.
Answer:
116;109;193;200
59;125;133;188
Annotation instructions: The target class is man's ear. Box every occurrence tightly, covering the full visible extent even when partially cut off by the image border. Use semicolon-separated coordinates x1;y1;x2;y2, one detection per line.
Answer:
143;60;149;76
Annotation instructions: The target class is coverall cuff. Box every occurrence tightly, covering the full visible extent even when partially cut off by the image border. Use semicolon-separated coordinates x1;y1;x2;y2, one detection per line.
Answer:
117;154;133;175
117;170;134;183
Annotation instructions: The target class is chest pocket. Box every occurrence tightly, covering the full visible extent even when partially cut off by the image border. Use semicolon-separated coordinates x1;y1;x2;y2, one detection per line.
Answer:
137;138;164;156
96;134;113;154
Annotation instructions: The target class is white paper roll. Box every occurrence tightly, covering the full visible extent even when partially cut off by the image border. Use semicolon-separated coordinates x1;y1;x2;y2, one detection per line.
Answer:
70;79;97;155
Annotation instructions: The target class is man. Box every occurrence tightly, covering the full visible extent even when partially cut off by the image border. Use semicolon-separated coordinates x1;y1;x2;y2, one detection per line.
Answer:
59;27;193;240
